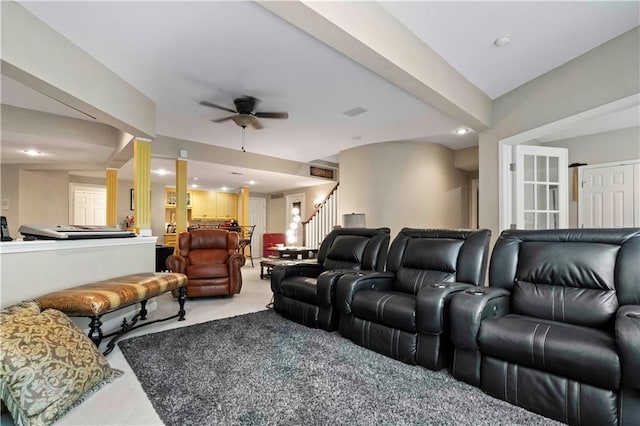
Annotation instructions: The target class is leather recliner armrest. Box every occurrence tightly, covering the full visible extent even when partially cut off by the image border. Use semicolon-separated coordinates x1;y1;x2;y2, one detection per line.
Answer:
416;282;475;335
270;263;325;294
450;287;510;351
228;252;246;293
228;252;246;268
166;254;188;274
317;269;357;306
617;305;640;390
335;271;395;315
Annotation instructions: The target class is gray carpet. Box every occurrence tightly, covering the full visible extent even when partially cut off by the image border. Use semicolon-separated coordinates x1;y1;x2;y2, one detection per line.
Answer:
119;310;560;426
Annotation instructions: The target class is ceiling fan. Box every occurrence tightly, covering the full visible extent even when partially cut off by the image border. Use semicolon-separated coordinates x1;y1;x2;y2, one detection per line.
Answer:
199;96;288;130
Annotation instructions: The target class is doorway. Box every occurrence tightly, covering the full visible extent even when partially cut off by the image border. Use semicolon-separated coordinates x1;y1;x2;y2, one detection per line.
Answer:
249;197;267;258
69;184;106;225
512;145;568;230
469;179;479;229
578;160;639;228
498;94;639;232
285;193;305;246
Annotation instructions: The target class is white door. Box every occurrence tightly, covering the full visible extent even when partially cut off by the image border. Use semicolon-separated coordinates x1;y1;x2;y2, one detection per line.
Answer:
249;197;266;258
514;145;568;229
579;162;638;228
72;188;106;226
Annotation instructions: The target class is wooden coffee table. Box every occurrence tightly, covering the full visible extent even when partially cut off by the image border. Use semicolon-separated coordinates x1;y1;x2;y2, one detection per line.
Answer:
259;258;317;279
267;246;319;259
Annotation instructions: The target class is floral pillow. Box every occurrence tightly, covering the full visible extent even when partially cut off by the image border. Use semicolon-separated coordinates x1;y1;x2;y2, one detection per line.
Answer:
0;301;122;426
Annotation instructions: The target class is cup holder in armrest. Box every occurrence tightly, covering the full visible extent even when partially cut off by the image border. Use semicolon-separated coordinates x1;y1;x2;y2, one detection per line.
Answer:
466;289;485;296
626;312;640;319
430;283;450;289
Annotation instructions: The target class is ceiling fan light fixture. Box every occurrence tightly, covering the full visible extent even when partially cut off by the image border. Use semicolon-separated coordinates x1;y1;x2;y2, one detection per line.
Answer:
232;114;256;128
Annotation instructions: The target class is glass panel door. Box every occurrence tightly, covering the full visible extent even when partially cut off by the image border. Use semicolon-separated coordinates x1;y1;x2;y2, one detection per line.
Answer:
514;145;568;229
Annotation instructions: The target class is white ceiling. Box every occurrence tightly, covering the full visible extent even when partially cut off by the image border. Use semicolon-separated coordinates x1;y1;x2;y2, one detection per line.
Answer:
2;1;638;192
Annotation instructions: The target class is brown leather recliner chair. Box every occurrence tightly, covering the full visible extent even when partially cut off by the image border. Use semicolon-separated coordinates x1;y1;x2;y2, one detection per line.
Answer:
166;229;245;297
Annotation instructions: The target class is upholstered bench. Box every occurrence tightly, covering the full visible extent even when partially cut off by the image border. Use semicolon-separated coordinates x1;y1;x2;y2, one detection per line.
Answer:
35;272;187;355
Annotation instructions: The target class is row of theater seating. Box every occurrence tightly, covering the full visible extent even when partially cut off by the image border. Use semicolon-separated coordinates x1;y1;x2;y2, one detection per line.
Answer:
270;227;640;426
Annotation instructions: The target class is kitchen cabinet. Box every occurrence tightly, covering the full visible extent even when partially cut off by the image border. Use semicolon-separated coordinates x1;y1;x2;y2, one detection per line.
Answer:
216;192;238;220
165;188;191;208
164;233;177;247
191;190;217;219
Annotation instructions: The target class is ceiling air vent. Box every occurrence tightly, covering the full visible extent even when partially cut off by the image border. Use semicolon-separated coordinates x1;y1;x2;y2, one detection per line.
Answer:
310;166;334;179
343;106;367;117
270;193;284;199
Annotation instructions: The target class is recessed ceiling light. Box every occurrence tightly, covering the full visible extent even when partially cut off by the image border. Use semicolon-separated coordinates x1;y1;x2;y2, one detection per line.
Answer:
248;180;256;185
153;168;172;176
221;186;228;191
23;149;43;156
454;127;471;135
352;136;362;140
494;34;512;47
192;177;199;181
191;184;198;188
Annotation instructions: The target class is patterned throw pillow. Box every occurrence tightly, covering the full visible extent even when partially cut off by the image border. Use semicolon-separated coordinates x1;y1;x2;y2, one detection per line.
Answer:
0;301;122;426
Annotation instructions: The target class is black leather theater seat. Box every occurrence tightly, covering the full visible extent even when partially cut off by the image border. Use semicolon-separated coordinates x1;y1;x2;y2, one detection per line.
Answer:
271;227;390;331
337;228;491;370
450;228;640;426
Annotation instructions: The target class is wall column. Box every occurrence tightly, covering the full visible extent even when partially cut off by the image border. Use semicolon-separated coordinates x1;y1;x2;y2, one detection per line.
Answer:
240;186;250;231
133;138;152;235
239;186;250;257
105;168;118;226
175;159;188;242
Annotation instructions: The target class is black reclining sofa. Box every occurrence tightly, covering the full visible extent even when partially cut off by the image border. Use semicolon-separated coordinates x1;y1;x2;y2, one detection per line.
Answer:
450;228;640;425
336;228;491;369
271;227;390;331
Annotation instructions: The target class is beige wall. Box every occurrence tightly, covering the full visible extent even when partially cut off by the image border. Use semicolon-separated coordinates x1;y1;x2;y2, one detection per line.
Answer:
0;165;21;238
544;126;640;227
453;146;479;172
340;141;470;238
545;126;640;166
479;27;640;245
266;195;286;234
18;170;69;227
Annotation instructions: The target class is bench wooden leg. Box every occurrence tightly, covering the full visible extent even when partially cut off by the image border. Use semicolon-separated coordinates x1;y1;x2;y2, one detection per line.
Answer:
177;286;186;321
88;316;103;348
139;300;148;320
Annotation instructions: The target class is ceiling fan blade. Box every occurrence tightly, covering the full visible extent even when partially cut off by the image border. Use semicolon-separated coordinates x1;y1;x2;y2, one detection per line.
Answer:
251;118;264;130
255;112;289;119
199;100;237;114
211;116;234;123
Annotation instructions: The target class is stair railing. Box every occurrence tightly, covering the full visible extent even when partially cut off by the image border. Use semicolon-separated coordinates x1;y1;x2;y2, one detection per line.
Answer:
303;183;340;249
